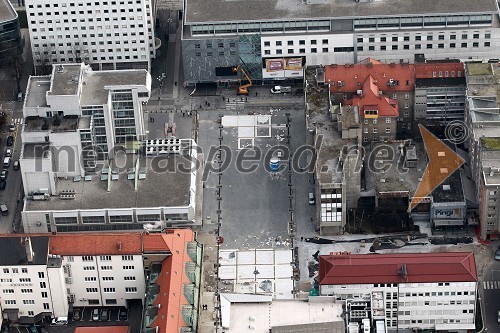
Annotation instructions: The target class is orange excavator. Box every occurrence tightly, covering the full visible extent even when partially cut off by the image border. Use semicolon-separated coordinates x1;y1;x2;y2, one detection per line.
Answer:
232;65;252;95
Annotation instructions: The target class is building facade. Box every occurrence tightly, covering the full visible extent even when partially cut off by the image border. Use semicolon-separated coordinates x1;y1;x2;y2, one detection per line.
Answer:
0;0;22;64
26;0;157;72
319;252;478;333
182;0;500;85
414;62;466;123
0;231;202;333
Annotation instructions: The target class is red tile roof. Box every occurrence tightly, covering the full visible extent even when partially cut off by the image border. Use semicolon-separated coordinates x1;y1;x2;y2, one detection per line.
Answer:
319;252;477;285
346;75;399;118
151;229;194;333
325;61;415;92
415;62;465;78
49;233;143;255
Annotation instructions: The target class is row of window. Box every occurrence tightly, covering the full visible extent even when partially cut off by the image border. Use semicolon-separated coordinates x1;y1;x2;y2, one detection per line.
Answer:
83;265;135;270
399;290;474;297
264;39;329;47
82;255;134;261
84;276;136;281
3;268;29;274
264;47;354;55
28;0;144;8
36;55;148;63
359;32;491;43
364;127;392;134
358;42;490;52
53;213;183;225
86;287;137;293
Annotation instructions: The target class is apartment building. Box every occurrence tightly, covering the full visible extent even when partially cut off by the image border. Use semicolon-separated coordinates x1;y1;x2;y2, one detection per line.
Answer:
20;64;200;232
319;252;477;333
0;231;202;333
325;59;415;139
26;0;157;72
414;62;466;123
182;0;500;85
0;0;22;64
464;62;500;239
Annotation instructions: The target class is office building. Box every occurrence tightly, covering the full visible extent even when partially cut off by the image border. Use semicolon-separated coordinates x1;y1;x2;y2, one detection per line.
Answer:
319;252;478;333
182;0;500;85
0;231;202;333
0;0;22;64
26;0;157;72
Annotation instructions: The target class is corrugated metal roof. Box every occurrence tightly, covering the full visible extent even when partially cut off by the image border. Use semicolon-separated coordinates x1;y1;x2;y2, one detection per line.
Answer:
319;252;477;285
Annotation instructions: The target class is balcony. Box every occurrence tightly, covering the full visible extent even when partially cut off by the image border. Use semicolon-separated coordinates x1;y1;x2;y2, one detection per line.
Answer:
146;284;160;306
144;305;159;328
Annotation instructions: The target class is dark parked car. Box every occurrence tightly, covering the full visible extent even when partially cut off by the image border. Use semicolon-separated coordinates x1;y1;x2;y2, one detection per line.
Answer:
6;136;13;146
101;309;109;321
119;309;128;321
73;309;81;321
495;247;500;261
0;179;6;190
1;169;8;180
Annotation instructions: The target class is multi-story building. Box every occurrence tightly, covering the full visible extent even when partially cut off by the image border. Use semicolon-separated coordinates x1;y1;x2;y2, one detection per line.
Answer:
20;63;201;232
464;62;500;239
0;230;202;333
182;0;500;85
326;59;415;139
0;0;22;64
414;62;466;123
26;0;157;72
319;252;478;333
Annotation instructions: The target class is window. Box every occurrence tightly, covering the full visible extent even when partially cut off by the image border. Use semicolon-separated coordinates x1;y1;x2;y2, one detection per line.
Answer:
122;255;133;261
124;276;136;281
473;42;479;47
403;45;409;50
82;256;94;262
276;41;282;46
485;42;490;47
438;44;444;48
369;46;375;51
462;34;467;39
299;48;305;53
19;277;31;283
22;268;27;273
373;128;378;133
23;300;35;305
450;43;456;48
43;303;50;310
264;41;270;46
403;36;409;41
386;118;391;124
101;266;112;270
311;48;317;53
427;35;433;41
3;289;14;294
123;266;134;270
125;287;137;293
485;33;491;39
369;37;375;43
322;48;328;52
106;299;117;305
12;268;18;274
288;49;294;54
473;33;479;39
83;266;96;271
40;282;46;288
404;93;409;99
426;44;432;49
311;40;317;45
287;40;293;46
461;42;467;48
322;39;328;44
357;37;363;43
5;300;16;305
299;40;305;45
86;288;98;293
373;119;378;124
392;36;398;42
381;45;386;51
103;287;115;293
3;269;8;274
357;46;363;51
415;44;421;49
100;256;111;261
392;45;398;50
415;35;421;41
450;34;456;40
28;311;34;316
84;277;97;282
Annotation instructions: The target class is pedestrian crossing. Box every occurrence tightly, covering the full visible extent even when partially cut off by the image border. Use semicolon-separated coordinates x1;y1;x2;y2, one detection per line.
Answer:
482;281;500;289
225;101;246;110
12;118;23;125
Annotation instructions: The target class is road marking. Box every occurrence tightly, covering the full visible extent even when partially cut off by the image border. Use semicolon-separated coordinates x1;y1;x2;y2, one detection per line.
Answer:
483;281;487;289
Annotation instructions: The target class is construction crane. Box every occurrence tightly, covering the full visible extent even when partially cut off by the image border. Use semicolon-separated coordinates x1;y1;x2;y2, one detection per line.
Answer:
232;65;252;95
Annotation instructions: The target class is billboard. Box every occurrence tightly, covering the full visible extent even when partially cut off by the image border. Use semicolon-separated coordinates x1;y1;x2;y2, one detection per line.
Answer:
262;57;305;79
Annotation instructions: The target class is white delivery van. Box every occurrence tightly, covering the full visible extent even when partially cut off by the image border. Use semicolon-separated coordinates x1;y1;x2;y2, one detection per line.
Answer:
270;86;292;94
3;157;11;167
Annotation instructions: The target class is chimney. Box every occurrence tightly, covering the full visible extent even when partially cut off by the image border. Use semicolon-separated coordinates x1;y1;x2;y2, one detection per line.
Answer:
25;237;34;263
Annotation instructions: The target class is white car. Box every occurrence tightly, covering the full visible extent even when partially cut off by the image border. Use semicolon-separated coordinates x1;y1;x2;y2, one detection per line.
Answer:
5;149;12;157
92;308;100;321
51;317;68;326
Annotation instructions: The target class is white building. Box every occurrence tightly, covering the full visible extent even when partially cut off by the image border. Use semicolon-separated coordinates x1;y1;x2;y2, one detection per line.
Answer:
20;64;200;233
319;252;478;333
25;0;157;72
182;0;500;85
0;231;202;333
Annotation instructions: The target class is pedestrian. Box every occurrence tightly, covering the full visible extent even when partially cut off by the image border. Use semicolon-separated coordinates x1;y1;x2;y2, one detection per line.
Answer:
174;82;177;86
205;100;208;106
245;96;247;102
199;104;202;109
222;95;225;101
182;112;185;117
158;96;160;102
255;92;258;97
207;102;210;107
301;236;304;242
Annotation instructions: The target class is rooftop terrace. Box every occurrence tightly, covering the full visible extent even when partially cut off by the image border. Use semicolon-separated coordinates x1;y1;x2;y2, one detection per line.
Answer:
25;76;50;108
482;137;500;150
49;64;82;96
0;0;17;22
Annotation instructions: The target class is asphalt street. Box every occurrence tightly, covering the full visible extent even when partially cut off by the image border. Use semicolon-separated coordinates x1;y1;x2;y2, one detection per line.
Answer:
480;253;500;332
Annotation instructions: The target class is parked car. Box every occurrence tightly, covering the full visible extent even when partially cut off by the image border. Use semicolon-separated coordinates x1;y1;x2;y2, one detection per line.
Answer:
92;308;100;321
13;160;19;170
119;309;128;321
73;309;81;321
495;247;500;261
0;180;6;190
1;170;8;180
6;136;13;146
8;123;15;132
101;309;109;321
27;326;37;333
5;149;12;157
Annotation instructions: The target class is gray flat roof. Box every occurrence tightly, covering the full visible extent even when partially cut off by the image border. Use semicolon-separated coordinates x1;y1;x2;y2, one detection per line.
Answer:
432;169;464;203
0;236;49;266
185;0;497;24
24;152;191;211
372;142;427;195
80;69;149;105
49;64;82;96
465;63;500;98
0;0;17;22
23;143;50;159
24;117;79;132
26;76;50;108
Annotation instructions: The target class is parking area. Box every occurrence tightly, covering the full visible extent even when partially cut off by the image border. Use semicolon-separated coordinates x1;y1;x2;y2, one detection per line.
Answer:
5;304;142;333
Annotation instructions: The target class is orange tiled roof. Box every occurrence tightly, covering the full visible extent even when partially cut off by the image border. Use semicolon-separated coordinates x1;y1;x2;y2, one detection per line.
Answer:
347;75;399;118
143;234;171;252
49;233;143;255
325;62;415;92
415;62;465;78
151;229;195;333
